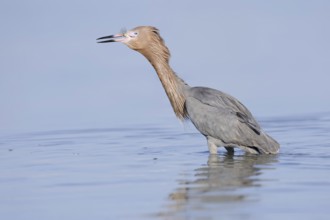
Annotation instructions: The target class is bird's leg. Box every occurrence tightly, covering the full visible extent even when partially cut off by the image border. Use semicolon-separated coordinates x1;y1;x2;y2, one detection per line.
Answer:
225;147;235;155
207;139;218;154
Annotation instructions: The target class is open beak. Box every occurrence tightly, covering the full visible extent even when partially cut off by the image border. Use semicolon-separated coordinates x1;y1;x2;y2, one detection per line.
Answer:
97;34;126;43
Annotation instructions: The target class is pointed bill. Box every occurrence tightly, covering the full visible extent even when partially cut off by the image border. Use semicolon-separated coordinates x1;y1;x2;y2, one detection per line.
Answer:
96;34;126;43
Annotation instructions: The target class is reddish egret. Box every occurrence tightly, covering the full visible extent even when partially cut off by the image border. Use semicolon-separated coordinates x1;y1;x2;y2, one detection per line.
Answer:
97;26;280;154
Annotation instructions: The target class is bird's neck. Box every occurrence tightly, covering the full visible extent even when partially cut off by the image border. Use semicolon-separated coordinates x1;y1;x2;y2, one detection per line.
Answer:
140;49;189;120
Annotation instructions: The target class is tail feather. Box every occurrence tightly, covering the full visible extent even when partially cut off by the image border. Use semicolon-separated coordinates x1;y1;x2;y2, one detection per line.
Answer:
255;132;280;154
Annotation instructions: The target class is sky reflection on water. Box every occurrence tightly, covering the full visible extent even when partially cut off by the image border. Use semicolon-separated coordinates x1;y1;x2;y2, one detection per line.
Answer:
1;113;330;220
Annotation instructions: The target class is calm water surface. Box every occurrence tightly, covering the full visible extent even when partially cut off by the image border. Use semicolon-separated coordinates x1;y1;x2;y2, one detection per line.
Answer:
1;113;330;220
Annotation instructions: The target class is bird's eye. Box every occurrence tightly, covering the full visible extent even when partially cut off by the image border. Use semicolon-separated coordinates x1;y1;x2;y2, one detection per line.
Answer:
131;32;138;37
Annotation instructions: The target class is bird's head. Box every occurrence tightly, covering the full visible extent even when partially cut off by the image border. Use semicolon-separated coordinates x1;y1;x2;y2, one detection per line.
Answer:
97;26;170;62
97;26;161;50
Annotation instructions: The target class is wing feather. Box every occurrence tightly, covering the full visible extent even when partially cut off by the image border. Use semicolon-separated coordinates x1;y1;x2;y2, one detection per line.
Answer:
188;87;261;135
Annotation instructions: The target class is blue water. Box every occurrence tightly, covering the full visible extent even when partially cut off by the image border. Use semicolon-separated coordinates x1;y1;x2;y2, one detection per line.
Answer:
1;113;330;220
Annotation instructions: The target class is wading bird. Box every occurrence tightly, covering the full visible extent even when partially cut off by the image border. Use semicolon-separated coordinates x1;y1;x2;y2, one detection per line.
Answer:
97;26;280;154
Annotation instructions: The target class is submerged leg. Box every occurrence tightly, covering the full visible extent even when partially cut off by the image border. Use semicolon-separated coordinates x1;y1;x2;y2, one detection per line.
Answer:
225;147;234;155
207;138;218;154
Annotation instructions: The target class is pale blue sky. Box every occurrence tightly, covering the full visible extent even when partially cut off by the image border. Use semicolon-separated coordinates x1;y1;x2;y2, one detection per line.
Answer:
1;0;329;133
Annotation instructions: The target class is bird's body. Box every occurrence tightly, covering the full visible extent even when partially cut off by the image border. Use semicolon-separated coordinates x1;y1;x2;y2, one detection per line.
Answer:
97;26;280;154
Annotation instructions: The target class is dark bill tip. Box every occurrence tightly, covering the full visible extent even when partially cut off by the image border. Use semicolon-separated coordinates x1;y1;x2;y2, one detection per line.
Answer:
96;35;115;40
97;39;116;43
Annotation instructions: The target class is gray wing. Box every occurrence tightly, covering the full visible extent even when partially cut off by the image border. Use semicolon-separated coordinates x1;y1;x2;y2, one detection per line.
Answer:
187;87;261;135
185;86;279;153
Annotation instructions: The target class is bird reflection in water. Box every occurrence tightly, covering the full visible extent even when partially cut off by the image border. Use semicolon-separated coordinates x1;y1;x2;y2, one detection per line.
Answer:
158;154;278;218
